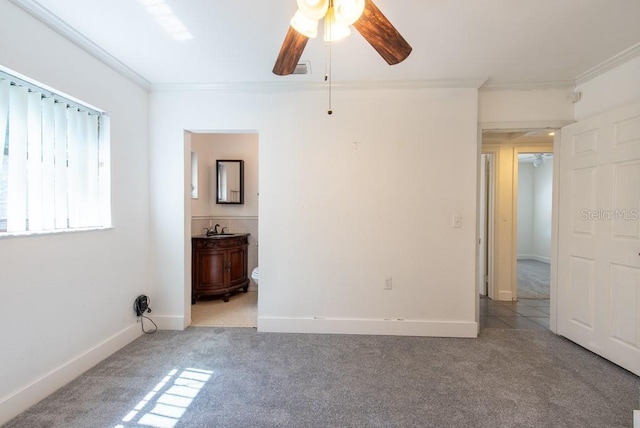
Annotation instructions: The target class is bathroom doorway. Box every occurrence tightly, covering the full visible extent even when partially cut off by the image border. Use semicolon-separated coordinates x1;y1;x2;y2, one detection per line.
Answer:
186;131;259;327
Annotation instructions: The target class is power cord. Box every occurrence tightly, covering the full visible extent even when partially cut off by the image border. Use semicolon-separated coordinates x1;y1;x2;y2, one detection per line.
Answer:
134;295;157;334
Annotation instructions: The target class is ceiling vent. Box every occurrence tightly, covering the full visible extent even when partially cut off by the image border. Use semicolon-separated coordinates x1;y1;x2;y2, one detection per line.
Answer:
292;61;311;75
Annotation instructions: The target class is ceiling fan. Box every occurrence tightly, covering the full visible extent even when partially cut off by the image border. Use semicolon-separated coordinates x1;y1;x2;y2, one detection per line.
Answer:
273;0;412;76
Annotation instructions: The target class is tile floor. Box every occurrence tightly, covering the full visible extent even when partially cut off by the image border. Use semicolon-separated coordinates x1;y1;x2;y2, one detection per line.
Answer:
480;296;550;330
191;291;258;327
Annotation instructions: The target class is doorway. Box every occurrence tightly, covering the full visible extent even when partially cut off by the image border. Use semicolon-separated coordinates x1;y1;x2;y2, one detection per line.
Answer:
186;131;259;327
479;129;557;330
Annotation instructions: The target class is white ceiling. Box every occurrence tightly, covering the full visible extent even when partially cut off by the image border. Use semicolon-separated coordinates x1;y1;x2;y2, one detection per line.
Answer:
13;0;640;88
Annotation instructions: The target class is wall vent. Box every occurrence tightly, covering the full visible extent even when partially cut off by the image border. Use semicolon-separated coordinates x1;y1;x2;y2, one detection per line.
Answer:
293;61;310;75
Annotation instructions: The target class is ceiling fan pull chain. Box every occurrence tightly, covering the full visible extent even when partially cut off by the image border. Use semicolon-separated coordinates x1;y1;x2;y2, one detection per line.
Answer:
326;39;333;115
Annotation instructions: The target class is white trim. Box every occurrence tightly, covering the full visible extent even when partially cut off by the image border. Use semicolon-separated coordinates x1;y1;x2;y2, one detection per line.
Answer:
548;131;561;333
480;80;575;91
9;0;150;91
575;42;640;86
257;317;478;338
154;315;186;331
481;120;574;131
0;324;141;426
497;290;513;301
151;78;489;93
192;215;259;221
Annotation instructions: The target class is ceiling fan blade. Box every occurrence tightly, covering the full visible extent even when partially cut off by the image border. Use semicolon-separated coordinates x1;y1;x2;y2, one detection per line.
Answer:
273;26;309;75
352;0;412;65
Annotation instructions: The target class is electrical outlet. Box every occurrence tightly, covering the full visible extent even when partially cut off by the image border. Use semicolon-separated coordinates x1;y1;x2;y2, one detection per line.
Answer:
384;277;393;290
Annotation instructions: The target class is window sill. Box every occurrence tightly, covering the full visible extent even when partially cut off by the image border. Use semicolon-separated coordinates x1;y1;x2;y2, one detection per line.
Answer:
0;226;114;240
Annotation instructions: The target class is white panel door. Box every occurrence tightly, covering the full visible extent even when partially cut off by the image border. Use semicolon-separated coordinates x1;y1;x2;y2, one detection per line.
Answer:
558;100;640;376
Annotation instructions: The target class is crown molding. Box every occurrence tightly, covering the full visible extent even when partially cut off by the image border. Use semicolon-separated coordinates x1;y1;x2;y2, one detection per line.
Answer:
480;120;574;131
480;80;575;91
150;78;488;93
575;42;640;86
10;0;151;91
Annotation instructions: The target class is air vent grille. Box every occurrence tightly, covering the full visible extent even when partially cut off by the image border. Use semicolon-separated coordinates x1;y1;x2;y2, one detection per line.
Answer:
293;62;310;75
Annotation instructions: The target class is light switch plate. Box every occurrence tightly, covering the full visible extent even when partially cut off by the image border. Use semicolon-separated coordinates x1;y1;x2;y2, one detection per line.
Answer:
453;216;462;228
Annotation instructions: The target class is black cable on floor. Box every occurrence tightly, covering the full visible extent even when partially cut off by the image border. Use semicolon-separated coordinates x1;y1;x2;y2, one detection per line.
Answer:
140;313;157;334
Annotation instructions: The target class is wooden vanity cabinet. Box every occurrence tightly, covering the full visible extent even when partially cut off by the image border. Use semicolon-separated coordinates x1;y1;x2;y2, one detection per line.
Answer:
192;234;250;303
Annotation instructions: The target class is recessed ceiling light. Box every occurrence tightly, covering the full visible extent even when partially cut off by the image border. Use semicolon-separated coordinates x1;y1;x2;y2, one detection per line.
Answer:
548;132;555;136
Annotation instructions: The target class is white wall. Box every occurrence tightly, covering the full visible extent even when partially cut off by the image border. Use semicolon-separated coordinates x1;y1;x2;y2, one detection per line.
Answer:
517;159;553;263
191;133;258;218
479;88;575;126
0;2;149;424
532;158;553;261
150;86;479;337
517;162;534;256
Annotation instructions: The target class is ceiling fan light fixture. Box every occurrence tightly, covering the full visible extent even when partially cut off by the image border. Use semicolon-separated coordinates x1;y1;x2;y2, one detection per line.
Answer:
533;154;544;167
291;9;320;38
296;0;329;20
323;6;351;42
333;0;364;26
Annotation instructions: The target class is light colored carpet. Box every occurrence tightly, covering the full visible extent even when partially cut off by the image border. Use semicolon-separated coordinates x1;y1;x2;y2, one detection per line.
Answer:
517;259;550;299
191;290;257;327
5;328;639;428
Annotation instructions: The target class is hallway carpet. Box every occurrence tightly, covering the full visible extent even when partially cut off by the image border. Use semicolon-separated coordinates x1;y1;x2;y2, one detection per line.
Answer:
517;259;550;299
5;328;639;428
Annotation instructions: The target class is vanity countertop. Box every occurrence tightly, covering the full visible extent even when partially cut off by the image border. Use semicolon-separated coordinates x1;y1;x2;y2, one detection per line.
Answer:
193;233;250;239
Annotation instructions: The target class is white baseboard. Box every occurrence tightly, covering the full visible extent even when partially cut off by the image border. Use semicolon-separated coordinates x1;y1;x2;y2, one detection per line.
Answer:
257;317;478;338
0;324;141;426
634;410;640;428
498;290;513;301
154;315;186;331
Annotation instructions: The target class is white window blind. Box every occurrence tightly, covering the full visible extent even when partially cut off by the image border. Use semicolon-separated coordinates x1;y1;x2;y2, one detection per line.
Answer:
0;70;110;234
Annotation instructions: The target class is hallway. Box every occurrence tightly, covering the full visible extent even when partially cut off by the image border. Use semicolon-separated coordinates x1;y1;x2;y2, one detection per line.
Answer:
480;297;549;330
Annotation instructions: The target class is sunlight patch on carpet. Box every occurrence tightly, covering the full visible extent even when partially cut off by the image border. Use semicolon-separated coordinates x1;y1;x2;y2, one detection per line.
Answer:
114;367;213;428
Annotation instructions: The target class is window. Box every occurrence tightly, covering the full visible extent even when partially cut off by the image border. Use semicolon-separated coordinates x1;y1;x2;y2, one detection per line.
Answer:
0;68;110;235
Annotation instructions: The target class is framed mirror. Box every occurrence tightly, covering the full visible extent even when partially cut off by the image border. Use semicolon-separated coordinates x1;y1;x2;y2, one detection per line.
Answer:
216;160;244;204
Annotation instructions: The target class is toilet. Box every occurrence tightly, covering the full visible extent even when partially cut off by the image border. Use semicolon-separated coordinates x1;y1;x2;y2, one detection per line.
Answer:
251;267;259;286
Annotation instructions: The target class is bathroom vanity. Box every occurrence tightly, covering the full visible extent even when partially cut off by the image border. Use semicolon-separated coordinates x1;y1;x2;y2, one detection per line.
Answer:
191;233;250;304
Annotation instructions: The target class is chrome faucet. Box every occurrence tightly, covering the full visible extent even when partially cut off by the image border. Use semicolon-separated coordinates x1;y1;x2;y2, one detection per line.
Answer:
213;224;220;234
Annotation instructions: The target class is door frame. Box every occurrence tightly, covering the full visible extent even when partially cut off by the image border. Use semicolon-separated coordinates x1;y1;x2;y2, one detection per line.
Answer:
478;151;497;300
